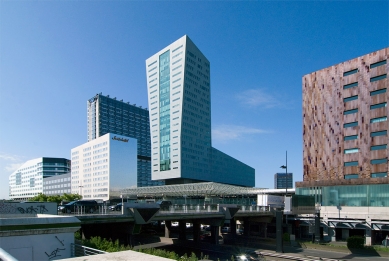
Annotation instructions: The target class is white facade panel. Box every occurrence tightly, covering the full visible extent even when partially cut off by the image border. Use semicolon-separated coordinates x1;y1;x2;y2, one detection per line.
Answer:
71;133;136;201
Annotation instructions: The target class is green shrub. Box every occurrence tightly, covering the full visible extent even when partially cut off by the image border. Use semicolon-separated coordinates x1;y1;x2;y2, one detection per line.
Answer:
347;236;364;249
283;233;290;242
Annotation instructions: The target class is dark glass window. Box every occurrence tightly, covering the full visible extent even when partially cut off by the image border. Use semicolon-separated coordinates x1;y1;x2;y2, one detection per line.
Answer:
344;174;359;179
371;172;387;178
370;74;387;82
370;102;387;110
343;82;358;89
343;69;358;76
344;161;358;167
370;88;387;96
370;60;387;69
344;95;358;102
344;135;358;141
344;122;358;128
371;144;387;151
371;130;387;137
371;158;387;165
344;108;358;115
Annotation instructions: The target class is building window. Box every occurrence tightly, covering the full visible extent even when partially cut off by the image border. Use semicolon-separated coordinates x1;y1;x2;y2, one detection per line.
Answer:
370;102;387;110
343;95;358;102
370;116;387;123
371;172;387;178
371;130;387;137
344;174;359;179
344;122;358;128
371;158;387;165
370;74;387;82
371;144;387;151
343;82;358;90
343;69;358;76
370;88;386;96
344;161;358;167
344;108;358;115
370;60;387;69
344;148;359;154
344;135;358;141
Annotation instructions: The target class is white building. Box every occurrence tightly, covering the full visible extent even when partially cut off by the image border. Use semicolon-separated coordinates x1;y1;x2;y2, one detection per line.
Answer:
9;157;70;200
70;133;137;201
145;35;254;186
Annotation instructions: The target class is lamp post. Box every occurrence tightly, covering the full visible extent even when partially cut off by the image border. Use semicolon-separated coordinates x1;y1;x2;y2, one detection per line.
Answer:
280;151;288;229
280;151;288;197
78;185;83;199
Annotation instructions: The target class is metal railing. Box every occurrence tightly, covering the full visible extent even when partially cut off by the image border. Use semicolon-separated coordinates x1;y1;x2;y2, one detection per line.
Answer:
0;248;18;261
59;204;273;216
71;243;107;257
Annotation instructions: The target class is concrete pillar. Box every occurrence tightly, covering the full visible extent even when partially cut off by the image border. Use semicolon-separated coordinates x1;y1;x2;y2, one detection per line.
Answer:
314;213;320;243
210;225;220;244
365;227;372;246
178;221;186;240
276;211;283;253
164;221;172;238
329;227;336;242
192;221;201;242
230;219;237;236
243;218;251;236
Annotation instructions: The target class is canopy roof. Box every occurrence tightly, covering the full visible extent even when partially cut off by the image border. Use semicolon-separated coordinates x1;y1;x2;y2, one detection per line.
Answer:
120;182;272;197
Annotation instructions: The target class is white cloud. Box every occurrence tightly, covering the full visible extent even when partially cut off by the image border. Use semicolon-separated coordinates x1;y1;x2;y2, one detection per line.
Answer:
212;124;269;142
5;163;24;172
236;89;281;108
0;152;24;173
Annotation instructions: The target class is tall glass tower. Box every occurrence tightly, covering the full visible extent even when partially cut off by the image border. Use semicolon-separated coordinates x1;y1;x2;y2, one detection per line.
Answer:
146;35;254;186
87;93;164;187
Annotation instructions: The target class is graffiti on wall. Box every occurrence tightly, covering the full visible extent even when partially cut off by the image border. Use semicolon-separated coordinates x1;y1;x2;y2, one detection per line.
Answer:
45;236;66;260
0;202;56;215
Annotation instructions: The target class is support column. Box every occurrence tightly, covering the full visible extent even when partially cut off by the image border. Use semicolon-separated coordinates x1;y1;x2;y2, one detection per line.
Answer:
178;221;186;240
243;218;251;236
165;221;172;238
230;219;237;237
329;227;336;242
210;225;220;244
365;227;372;246
192;221;201;243
314;212;321;243
276;211;283;253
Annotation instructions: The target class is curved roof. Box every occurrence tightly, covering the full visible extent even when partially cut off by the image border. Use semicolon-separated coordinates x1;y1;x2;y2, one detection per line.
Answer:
120;182;267;197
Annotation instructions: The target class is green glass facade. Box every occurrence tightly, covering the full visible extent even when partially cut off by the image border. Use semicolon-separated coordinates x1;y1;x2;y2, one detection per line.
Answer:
159;51;171;171
296;183;389;207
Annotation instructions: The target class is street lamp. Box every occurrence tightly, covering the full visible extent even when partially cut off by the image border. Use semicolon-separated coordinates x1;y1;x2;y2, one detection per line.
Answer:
280;151;288;228
280;151;288;197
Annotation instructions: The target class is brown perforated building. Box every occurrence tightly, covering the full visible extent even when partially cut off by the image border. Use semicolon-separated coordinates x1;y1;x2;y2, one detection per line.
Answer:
301;47;389;187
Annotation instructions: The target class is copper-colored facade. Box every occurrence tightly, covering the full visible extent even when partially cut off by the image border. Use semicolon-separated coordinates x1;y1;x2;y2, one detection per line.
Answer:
301;47;389;187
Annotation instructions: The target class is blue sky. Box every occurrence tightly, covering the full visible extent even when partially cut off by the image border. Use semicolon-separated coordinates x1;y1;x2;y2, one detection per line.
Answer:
0;1;388;199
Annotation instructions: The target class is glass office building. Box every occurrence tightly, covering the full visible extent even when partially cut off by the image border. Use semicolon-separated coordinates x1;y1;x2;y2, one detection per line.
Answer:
87;93;163;187
145;35;254;186
274;173;293;189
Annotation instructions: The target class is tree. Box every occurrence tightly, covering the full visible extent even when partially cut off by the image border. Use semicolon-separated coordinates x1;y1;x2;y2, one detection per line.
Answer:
28;193;82;204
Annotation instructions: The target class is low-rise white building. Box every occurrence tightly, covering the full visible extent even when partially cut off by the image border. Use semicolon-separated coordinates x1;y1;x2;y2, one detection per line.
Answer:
9;157;71;200
71;133;137;201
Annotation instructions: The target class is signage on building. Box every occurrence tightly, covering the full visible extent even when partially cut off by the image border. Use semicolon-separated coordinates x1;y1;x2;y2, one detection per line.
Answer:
112;136;129;143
